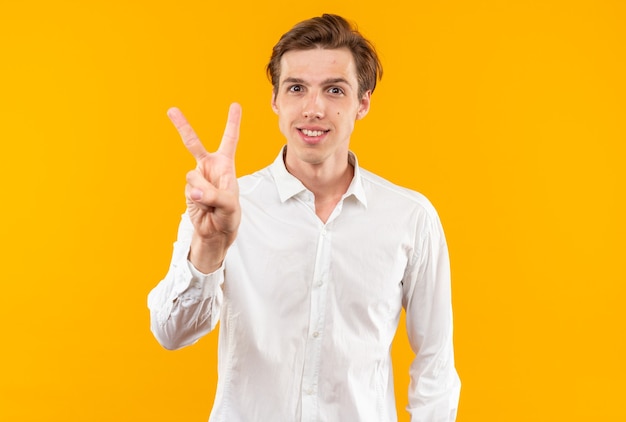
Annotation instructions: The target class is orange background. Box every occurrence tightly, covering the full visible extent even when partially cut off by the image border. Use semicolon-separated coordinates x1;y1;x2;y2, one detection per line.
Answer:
1;1;624;421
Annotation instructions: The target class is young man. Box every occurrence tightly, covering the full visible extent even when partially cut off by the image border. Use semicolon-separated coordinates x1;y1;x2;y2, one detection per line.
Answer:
148;14;461;421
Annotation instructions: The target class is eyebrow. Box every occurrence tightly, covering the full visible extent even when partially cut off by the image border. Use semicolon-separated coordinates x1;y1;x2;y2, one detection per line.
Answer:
282;77;353;88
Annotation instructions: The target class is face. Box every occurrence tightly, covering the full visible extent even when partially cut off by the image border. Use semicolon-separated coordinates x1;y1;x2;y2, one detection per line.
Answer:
271;48;371;171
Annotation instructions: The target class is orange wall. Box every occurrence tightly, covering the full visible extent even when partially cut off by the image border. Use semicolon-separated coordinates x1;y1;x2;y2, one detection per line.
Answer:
1;1;624;421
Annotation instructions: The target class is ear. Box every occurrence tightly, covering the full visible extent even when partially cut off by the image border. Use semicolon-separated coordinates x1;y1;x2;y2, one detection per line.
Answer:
356;90;371;120
271;91;279;115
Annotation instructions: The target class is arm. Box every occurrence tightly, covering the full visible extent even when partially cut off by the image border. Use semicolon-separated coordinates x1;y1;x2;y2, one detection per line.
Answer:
148;104;242;350
403;211;461;421
147;212;225;350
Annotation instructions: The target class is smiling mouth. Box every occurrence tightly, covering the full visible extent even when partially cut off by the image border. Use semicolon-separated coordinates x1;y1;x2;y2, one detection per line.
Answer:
299;128;329;137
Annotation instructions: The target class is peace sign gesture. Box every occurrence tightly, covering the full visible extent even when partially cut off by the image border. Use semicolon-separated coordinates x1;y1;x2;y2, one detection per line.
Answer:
167;103;242;273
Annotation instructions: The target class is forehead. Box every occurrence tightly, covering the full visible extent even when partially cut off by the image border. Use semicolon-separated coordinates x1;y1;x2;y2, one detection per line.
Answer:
279;48;357;83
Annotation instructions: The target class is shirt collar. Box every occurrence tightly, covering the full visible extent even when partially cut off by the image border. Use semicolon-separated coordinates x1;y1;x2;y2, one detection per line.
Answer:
269;146;368;207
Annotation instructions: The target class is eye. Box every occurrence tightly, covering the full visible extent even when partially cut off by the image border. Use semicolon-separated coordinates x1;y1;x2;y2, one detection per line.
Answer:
288;85;303;93
328;87;344;95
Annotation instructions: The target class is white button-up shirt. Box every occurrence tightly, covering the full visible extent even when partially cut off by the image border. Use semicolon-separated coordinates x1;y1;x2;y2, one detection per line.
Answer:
148;148;461;421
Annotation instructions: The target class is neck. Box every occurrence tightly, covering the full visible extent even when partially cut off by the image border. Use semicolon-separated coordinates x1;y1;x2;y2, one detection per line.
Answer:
284;150;354;222
286;154;352;196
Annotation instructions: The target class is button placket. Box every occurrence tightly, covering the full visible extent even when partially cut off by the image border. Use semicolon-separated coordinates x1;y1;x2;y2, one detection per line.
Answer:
300;225;332;421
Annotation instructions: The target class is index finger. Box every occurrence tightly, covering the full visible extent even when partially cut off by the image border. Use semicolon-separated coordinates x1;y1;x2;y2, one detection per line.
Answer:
217;102;242;160
167;107;208;162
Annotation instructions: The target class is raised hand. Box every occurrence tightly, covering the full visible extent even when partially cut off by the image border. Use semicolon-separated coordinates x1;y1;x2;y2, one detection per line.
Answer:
167;103;242;273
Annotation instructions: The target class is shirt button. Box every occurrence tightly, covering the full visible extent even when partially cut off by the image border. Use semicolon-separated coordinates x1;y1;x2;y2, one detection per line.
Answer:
313;331;320;338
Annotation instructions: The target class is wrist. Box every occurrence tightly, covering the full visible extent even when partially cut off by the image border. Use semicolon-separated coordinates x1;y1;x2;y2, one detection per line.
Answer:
188;233;229;274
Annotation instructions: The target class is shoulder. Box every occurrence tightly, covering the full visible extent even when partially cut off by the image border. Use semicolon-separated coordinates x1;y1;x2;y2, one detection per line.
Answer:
359;167;440;220
358;167;448;254
237;166;272;195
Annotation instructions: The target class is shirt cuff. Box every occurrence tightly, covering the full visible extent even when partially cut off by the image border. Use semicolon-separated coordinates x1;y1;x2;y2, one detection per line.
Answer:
179;259;225;300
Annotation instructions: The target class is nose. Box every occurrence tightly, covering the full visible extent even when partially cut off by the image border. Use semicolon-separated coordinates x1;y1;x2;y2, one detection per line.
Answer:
302;92;324;119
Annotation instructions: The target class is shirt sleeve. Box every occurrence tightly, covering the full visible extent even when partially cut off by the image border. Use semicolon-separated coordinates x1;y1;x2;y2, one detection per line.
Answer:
402;210;461;421
147;212;225;350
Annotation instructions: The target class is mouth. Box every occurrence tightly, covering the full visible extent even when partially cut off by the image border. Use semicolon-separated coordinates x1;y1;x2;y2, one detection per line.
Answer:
300;128;329;137
298;128;330;143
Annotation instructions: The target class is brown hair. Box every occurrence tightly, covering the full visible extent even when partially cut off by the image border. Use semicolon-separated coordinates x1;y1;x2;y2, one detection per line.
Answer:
266;14;383;98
